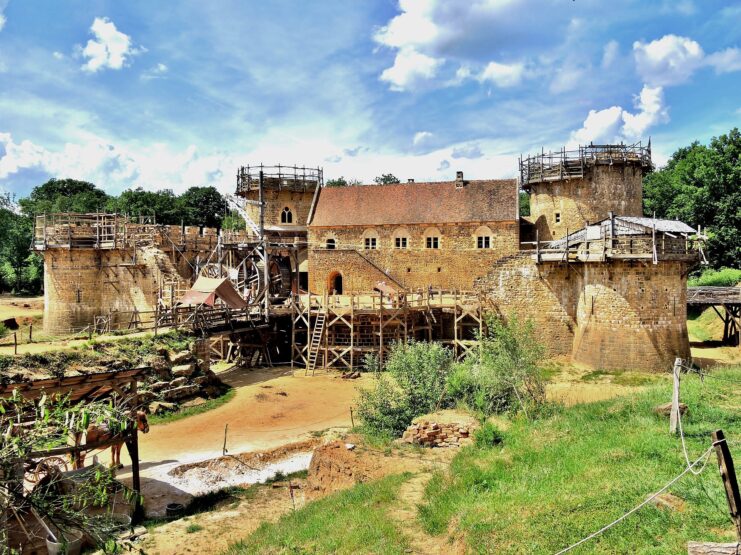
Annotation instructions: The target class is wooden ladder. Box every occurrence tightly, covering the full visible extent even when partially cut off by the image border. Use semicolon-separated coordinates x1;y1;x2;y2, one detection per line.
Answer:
306;312;326;375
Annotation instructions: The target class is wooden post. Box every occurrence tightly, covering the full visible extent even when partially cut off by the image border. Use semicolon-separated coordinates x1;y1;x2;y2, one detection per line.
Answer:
670;357;682;435
28;324;33;343
13;332;17;355
711;430;741;542
125;431;144;523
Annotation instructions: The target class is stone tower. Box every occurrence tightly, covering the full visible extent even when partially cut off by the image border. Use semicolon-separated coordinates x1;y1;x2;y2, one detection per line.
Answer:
520;142;652;241
235;165;322;231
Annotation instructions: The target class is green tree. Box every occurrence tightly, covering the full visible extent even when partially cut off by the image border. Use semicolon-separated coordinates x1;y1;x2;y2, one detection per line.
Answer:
643;128;741;269
19;178;109;215
373;173;400;185
106;188;183;224
326;176;361;187
177;186;226;227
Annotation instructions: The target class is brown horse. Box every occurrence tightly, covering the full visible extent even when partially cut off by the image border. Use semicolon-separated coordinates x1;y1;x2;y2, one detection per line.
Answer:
72;411;150;469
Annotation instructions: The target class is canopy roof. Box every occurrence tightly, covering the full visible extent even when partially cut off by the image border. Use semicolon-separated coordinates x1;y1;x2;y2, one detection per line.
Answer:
178;276;249;309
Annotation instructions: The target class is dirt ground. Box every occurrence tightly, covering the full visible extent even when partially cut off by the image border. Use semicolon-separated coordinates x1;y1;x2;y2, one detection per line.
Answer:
114;366;371;516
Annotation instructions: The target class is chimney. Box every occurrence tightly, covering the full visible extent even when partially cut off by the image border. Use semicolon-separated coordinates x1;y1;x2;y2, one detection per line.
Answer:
407;178;415;183
455;171;465;188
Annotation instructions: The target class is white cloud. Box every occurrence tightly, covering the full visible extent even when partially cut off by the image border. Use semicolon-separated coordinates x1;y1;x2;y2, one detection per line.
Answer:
549;64;584;94
705;47;741;74
141;62;169;80
633;35;741;87
413;130;434;146
80;17;144;73
569;85;668;145
479;61;524;88
53;51;65;60
437;159;450;171
633;35;704;86
451;143;483;159
379;47;443;91
0;13;6;32
602;40;619;69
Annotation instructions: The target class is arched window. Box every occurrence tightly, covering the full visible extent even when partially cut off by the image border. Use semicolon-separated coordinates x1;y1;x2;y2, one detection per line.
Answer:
281;207;293;224
326;238;336;250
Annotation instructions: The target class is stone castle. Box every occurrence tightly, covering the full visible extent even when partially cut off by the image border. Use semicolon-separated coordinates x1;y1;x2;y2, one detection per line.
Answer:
35;142;699;371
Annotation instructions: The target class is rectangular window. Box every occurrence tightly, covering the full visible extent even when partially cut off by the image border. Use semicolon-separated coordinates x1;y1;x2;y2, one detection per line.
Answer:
395;237;408;249
426;236;439;249
364;237;377;250
477;236;490;249
555;212;562;224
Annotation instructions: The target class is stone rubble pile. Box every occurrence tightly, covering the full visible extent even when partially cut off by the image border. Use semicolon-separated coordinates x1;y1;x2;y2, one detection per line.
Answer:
401;411;479;448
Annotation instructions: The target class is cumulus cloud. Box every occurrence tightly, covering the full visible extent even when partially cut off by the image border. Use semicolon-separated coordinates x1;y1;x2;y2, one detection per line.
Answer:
80;17;144;73
451;143;483;159
0;12;5;32
373;0;573;91
569;85;668;145
53;51;65;60
478;61;525;88
633;35;741;86
379;47;443;91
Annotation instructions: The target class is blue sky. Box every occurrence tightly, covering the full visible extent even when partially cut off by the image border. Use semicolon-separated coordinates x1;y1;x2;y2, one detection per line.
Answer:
0;0;740;198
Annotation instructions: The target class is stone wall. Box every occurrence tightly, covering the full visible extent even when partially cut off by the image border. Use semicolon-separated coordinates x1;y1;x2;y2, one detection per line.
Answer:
529;163;644;241
476;253;691;371
240;189;316;228
43;246;192;333
308;221;519;293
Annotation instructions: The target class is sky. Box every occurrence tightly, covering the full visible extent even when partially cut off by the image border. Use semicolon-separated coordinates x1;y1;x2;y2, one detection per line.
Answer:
0;0;740;198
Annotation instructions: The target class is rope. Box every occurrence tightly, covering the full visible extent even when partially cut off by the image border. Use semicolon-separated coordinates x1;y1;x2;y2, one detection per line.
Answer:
677;405;712;475
553;446;714;555
679;363;741;385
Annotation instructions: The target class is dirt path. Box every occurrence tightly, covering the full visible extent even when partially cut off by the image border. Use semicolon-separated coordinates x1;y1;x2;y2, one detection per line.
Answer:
389;472;452;555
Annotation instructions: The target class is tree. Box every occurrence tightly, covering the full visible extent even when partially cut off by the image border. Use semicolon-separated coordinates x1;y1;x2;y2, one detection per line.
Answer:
19;178;109;216
177;186;226;227
106;188;183;224
326;176;361;187
643;128;741;269
373;174;400;185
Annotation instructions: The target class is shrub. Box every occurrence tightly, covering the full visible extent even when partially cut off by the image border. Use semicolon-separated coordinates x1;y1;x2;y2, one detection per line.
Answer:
356;341;454;437
474;422;504;448
688;267;741;287
447;314;545;417
0;322;6;338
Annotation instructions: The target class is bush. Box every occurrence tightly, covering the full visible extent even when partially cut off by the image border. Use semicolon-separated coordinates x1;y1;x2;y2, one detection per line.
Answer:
0;322;7;338
688;267;741;287
447;314;545;417
474;421;504;448
356;341;454;437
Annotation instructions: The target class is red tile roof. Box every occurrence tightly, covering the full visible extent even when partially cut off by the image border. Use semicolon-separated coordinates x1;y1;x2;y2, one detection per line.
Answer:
310;179;518;227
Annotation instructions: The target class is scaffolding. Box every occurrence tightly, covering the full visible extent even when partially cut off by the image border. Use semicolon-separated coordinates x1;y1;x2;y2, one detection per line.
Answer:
519;141;652;187
290;289;485;371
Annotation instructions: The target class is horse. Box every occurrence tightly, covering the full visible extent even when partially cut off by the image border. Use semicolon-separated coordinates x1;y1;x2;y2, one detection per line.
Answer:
71;411;150;469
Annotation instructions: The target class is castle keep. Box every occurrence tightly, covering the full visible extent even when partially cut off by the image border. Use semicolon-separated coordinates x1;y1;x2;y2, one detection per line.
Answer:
35;142;700;371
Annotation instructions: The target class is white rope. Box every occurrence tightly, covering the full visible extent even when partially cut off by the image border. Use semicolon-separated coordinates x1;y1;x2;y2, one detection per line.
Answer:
677;405;712;476
553;446;714;555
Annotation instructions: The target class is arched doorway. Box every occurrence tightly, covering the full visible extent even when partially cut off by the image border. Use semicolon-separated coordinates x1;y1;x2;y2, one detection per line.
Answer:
328;272;343;295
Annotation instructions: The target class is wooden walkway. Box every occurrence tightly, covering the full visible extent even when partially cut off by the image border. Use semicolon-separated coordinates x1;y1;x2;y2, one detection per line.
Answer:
687;286;741;346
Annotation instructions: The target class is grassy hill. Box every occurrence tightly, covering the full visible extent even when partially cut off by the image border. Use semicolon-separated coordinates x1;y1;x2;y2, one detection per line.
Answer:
228;365;741;554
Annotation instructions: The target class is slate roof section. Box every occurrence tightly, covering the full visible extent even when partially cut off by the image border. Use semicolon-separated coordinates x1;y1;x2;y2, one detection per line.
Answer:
310;179;519;227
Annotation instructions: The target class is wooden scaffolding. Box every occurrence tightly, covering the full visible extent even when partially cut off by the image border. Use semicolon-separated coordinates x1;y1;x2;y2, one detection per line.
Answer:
290;289;484;371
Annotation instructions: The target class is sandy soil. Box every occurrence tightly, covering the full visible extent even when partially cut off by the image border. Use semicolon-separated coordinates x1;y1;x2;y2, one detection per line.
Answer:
114;366;369;516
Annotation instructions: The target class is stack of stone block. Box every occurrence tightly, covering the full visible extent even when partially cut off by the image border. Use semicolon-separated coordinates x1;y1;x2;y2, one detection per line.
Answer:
400;410;479;448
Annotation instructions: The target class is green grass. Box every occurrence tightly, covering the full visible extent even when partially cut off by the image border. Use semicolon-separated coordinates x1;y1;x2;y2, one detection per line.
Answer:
687;307;725;343
186;523;204;533
225;474;412;555
148;387;236;425
418;365;741;553
688;267;741;287
581;368;663;386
